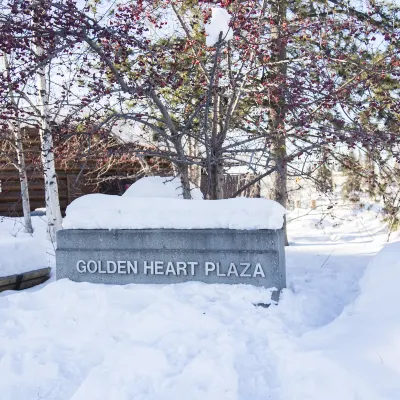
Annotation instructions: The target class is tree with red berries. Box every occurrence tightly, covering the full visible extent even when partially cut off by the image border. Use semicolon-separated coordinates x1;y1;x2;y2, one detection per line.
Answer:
1;1;400;238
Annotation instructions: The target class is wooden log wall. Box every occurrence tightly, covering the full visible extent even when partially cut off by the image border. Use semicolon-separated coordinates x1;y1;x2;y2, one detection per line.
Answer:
1;170;261;216
0;127;169;217
200;173;261;199
1;127;260;217
0;166;98;216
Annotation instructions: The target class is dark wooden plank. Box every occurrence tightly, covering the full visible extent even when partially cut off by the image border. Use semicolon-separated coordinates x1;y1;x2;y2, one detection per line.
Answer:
0;283;18;292
1;183;45;191
0;267;51;292
0;200;47;211
0;192;68;201
0;273;18;293
0;192;45;201
0;274;18;286
19;275;50;290
0;170;68;178
21;267;51;281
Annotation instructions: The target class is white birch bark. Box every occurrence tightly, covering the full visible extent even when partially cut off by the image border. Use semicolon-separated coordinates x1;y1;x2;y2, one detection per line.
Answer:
34;45;62;242
2;54;33;234
187;135;202;188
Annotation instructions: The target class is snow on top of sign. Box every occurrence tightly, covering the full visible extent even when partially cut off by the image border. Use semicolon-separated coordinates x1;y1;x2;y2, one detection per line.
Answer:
62;194;286;230
205;8;233;46
123;176;203;200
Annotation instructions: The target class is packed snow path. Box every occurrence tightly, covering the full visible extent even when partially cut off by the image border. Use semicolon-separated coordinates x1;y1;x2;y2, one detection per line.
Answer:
0;206;399;399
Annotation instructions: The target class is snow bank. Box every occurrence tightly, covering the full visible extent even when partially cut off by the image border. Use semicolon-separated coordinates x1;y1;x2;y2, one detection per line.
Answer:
0;281;273;400
63;194;286;230
124;176;203;199
1;206;399;399
357;241;400;311
0;217;51;277
205;8;233;46
279;241;400;400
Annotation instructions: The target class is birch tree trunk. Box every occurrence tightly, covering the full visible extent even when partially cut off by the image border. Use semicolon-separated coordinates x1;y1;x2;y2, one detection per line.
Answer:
187;135;202;188
13;124;34;234
2;54;33;234
35;45;62;242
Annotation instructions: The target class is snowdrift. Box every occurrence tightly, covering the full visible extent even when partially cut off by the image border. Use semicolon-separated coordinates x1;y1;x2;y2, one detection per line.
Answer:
1;204;399;399
62;194;286;230
1;242;399;399
0;217;50;277
0;281;273;400
123;176;203;200
280;241;400;400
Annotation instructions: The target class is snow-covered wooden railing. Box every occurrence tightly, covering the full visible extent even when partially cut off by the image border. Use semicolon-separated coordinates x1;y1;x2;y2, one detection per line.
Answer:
0;267;51;293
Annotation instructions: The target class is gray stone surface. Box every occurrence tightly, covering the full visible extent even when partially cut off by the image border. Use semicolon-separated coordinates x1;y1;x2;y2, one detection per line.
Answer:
56;229;286;293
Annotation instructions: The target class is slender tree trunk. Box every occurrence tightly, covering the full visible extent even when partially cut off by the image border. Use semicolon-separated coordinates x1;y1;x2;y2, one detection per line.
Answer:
208;91;224;200
35;45;62;242
187;135;202;188
270;137;288;244
2;54;33;233
210;162;224;199
170;134;192;199
202;33;225;200
189;163;202;188
178;163;192;199
15;127;34;234
269;0;289;245
364;146;377;198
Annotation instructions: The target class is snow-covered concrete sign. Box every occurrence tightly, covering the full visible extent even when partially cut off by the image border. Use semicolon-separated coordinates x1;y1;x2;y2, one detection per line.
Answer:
56;190;287;297
56;229;286;295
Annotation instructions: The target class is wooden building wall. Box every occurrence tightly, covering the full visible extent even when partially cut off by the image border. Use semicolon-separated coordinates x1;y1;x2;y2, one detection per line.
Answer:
1;170;261;217
0;169;68;216
0;128;260;217
0;127;171;217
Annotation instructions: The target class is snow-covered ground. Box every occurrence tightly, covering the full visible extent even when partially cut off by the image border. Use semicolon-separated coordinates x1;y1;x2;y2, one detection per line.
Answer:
0;204;399;399
0;215;54;277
